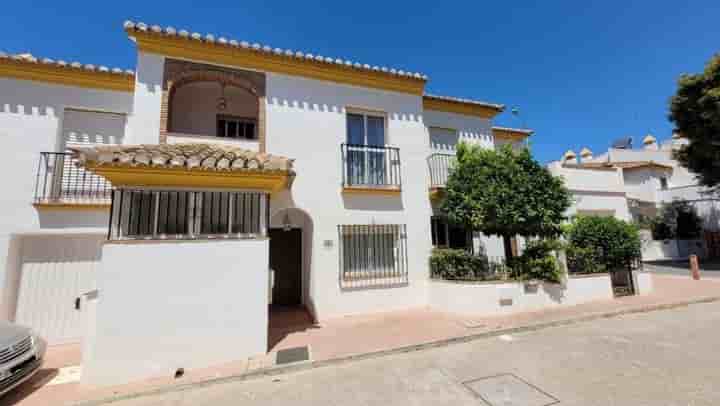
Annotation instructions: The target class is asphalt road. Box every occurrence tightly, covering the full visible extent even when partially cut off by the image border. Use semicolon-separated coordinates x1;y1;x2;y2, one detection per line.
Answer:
108;301;720;406
644;259;720;278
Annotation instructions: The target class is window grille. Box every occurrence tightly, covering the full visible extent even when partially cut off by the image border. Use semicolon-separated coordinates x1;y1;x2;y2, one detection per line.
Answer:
338;224;408;288
109;189;268;241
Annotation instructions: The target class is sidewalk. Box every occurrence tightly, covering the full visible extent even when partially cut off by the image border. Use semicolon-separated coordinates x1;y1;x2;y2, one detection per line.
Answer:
4;274;719;406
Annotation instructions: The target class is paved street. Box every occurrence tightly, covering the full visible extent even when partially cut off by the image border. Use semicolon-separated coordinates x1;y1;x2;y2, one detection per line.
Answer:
104;301;720;406
644;260;720;278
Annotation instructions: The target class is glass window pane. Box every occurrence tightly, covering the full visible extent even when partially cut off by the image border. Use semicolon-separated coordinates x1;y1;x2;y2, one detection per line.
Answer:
246;122;256;140
227;121;238;138
347;114;365;145
366;116;385;146
217;119;226;137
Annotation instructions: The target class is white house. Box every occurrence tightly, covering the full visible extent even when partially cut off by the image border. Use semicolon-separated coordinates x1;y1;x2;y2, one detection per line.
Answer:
0;21;544;386
549;134;720;260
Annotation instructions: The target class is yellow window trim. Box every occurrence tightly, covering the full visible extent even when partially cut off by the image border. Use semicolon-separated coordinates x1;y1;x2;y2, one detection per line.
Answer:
423;97;502;119
0;59;134;92
33;202;111;210
132;32;426;96
85;165;292;192
342;186;402;196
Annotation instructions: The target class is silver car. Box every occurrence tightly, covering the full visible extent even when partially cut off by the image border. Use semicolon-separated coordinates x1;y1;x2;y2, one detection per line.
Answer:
0;322;46;396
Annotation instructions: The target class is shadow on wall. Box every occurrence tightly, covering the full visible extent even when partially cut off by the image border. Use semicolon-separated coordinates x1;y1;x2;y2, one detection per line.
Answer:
266;97;423;124
342;193;404;211
36;209;110;229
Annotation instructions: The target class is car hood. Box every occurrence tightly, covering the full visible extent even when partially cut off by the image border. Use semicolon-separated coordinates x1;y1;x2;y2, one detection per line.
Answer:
0;321;32;348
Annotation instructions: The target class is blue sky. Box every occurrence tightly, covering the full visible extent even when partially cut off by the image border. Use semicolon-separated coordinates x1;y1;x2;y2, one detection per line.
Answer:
2;1;719;163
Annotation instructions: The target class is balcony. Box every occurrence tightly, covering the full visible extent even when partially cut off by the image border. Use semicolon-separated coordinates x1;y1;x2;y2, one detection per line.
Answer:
33;152;112;208
341;144;401;194
427;153;455;197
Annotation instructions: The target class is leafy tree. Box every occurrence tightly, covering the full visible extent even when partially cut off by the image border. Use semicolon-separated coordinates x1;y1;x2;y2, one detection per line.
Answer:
566;216;641;273
441;143;571;260
669;53;720;191
651;200;703;240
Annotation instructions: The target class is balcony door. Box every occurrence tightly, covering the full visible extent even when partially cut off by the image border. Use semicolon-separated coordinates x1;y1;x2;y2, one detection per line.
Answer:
346;113;386;186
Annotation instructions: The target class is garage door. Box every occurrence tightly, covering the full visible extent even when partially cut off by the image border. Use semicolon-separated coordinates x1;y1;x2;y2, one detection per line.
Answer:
15;235;102;345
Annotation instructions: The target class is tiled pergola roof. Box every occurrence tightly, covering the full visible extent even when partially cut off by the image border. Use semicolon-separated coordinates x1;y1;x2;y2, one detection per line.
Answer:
71;143;294;174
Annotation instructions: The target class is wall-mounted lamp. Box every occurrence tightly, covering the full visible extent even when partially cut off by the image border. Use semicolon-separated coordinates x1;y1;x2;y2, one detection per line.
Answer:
282;212;293;232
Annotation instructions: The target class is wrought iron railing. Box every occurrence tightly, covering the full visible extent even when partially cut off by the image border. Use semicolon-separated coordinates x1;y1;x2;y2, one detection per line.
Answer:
34;152;112;204
427;153;455;188
341;144;401;189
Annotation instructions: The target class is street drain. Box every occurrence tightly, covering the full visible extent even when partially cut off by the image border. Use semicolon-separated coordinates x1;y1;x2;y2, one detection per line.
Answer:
275;346;310;365
463;374;559;406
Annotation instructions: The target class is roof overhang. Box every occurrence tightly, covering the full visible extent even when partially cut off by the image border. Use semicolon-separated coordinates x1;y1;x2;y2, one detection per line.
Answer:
492;126;534;141
422;95;504;119
0;55;134;92
84;166;292;191
72;143;295;193
127;25;427;95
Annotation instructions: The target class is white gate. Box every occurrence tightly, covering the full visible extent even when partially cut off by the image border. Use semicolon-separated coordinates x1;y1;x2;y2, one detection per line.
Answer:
15;235;102;345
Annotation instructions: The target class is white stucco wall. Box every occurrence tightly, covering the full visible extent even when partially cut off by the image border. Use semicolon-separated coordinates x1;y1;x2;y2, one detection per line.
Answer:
548;163;631;221
622;167;668;203
125;52;164;145
634;272;653;295
569;191;631;221
423;110;493;152
0;77;133;322
264;73;433;320
82;239;269;387
428;274;614;316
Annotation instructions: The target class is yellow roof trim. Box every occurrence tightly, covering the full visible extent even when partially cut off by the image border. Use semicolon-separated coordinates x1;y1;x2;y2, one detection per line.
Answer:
0;58;134;92
131;31;426;95
86;165;292;192
492;127;534;141
422;97;502;119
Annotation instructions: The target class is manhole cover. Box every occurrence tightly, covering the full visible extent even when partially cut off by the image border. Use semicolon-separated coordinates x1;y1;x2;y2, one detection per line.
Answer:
463;374;559;406
275;346;310;365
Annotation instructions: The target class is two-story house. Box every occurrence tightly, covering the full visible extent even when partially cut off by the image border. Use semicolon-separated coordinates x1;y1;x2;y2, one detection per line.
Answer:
0;21;530;386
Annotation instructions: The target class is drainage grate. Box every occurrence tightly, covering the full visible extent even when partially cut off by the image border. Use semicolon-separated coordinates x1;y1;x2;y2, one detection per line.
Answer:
275;346;310;365
463;374;559;406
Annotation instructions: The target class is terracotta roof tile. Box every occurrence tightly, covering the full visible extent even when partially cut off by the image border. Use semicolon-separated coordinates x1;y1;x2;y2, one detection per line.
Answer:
70;143;294;174
0;52;134;76
124;20;427;81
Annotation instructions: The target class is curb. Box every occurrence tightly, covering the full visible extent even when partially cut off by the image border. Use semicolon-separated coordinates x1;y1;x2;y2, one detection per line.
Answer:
74;295;720;406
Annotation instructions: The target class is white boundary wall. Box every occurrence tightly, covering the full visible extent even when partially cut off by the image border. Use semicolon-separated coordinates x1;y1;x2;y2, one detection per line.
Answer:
81;239;268;387
428;275;614;316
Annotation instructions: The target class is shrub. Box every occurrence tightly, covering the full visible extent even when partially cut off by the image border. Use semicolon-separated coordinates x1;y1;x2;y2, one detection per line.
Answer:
566;216;641;273
508;239;563;283
565;245;605;274
429;249;497;281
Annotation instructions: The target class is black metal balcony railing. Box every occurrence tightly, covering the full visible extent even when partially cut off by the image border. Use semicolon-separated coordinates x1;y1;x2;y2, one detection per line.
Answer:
34;152;112;204
341;144;401;189
427;153;456;188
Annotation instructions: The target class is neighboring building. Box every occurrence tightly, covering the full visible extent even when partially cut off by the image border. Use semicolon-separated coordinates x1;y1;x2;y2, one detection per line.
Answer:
549;134;720;260
0;21;531;385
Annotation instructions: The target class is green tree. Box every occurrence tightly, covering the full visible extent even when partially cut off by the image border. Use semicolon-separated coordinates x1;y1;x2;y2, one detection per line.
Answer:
651;200;703;240
441;143;571;260
669;53;720;191
565;216;641;272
